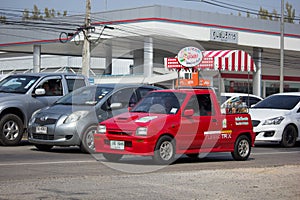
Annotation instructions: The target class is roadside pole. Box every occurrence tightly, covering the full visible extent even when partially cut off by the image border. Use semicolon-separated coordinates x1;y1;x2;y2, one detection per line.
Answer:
82;0;91;78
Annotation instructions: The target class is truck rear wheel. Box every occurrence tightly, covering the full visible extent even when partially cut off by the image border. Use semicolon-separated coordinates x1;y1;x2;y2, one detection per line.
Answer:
153;135;175;165
231;135;251;161
0;114;24;146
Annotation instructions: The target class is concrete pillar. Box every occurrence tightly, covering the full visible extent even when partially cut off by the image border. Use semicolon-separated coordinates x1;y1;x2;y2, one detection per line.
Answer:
133;49;143;75
144;37;153;77
253;47;262;97
104;41;112;75
33;45;41;73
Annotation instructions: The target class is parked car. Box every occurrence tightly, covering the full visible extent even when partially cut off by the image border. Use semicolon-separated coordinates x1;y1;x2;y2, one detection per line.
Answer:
0;73;88;146
249;92;300;147
28;84;161;153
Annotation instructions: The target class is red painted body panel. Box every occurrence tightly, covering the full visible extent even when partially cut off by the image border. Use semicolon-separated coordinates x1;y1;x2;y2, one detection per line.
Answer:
94;88;255;158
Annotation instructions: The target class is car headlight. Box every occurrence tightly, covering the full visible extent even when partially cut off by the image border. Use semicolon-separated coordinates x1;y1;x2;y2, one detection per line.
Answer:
64;111;89;124
136;127;147;136
263;116;284;125
97;125;106;134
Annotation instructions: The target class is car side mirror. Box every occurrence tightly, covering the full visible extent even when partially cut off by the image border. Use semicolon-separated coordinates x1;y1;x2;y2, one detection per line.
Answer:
34;88;46;96
183;109;194;117
110;103;122;110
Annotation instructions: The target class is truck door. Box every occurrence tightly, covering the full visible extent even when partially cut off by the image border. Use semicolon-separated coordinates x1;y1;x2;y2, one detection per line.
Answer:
179;94;220;151
28;77;64;117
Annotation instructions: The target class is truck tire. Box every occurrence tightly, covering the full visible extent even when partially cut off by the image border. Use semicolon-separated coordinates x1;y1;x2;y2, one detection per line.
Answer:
280;125;297;148
231;135;251;161
80;125;97;153
0;114;24;146
153;135;175;165
102;153;123;162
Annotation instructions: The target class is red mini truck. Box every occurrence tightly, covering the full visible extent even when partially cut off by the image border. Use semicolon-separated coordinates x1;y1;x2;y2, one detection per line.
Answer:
94;88;255;165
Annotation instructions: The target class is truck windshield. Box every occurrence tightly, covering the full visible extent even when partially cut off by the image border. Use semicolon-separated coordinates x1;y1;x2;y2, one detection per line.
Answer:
0;75;39;94
131;92;186;114
55;86;113;106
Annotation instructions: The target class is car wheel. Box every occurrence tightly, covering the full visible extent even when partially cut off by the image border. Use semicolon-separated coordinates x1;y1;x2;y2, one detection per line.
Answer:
280;125;297;148
102;153;123;162
231;135;251;161
80;125;97;153
34;144;53;151
0;114;24;146
153;135;175;165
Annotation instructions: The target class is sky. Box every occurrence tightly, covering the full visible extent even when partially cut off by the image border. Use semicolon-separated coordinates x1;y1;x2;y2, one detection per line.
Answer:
1;0;300;19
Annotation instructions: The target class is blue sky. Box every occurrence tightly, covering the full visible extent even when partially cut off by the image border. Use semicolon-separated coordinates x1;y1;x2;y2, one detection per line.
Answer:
1;0;300;18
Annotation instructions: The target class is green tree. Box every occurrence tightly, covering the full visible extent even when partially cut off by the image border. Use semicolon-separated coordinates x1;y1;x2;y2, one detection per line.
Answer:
22;5;67;20
0;15;6;23
258;1;295;24
285;2;295;23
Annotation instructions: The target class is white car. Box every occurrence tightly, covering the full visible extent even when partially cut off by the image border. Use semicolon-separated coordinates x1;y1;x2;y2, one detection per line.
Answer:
249;92;300;147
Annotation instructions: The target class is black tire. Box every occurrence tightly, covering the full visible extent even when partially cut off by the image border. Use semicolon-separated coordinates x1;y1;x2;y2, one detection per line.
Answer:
153;135;175;165
80;125;97;153
34;144;53;151
102;153;123;162
231;135;251;161
0;114;24;146
280;125;298;148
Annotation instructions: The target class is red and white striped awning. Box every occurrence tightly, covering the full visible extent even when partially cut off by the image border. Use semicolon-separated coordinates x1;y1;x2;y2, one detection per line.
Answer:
165;50;256;72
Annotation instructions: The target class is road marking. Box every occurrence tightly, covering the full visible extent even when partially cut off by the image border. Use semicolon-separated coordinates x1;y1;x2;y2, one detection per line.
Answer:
0;160;97;166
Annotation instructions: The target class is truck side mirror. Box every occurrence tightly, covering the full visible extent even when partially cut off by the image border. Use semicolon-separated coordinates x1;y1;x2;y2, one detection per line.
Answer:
183;109;194;117
34;88;46;96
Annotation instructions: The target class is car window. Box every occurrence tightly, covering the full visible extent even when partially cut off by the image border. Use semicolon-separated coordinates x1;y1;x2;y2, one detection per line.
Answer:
185;94;213;116
66;78;86;92
138;87;155;98
105;88;137;109
0;75;38;94
37;78;62;96
55;86;112;105
131;92;185;114
253;95;300;110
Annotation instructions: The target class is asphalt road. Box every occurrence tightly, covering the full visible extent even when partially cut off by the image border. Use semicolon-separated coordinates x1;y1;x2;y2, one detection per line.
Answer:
0;141;300;200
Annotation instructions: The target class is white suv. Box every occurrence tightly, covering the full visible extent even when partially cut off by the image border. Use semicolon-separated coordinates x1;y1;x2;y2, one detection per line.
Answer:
249;92;300;147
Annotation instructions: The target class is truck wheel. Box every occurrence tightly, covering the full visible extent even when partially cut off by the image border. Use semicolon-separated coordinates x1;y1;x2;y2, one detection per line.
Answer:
102;153;123;162
34;144;53;151
280;125;297;148
231;135;251;161
153;135;175;165
0;114;24;146
80;125;97;153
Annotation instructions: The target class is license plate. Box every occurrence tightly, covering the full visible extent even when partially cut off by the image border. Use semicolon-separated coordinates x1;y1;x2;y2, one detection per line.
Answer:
36;126;47;134
110;140;125;150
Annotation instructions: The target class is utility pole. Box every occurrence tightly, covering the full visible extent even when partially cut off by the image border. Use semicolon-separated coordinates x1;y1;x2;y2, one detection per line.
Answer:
82;0;91;77
279;0;284;93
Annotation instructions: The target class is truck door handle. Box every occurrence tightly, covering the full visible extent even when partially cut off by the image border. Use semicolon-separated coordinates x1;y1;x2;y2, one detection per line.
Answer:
212;119;217;122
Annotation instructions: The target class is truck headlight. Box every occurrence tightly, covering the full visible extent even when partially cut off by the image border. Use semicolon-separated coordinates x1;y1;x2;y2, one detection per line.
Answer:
64;111;88;124
97;125;106;134
136;127;147;136
263;116;284;125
